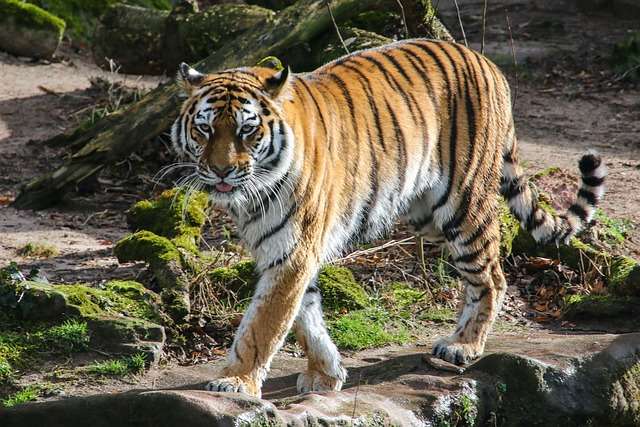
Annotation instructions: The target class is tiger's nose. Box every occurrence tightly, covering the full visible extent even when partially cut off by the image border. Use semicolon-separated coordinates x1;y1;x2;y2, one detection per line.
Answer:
211;165;233;178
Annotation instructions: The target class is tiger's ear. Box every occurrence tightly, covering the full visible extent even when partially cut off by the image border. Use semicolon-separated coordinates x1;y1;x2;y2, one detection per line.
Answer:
264;66;290;98
177;62;205;93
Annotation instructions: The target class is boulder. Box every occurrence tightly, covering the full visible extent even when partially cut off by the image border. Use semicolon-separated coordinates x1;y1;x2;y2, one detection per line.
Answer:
0;0;65;59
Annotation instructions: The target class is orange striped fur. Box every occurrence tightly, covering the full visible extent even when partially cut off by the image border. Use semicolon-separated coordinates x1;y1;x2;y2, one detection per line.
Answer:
171;39;605;397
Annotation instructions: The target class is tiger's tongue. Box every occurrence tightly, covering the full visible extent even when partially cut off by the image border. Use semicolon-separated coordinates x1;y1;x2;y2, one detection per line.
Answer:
215;183;233;193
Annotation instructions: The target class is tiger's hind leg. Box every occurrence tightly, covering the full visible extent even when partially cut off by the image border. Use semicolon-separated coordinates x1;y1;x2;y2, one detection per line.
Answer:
293;283;346;393
432;214;507;365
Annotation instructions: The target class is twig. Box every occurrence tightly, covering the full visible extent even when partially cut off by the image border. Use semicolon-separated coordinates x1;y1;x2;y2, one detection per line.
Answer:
351;371;362;421
505;13;518;109
395;0;410;38
325;0;349;54
481;0;488;54
452;0;468;47
614;64;640;82
333;236;415;263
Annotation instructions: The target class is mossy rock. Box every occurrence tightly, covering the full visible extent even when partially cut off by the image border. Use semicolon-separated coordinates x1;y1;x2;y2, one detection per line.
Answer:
208;260;259;301
126;189;208;253
27;0;172;42
0;279;161;323
317;266;369;312
162;3;275;72
115;230;181;270
563;294;640;321
609;256;640;297
0;0;65;59
92;4;169;74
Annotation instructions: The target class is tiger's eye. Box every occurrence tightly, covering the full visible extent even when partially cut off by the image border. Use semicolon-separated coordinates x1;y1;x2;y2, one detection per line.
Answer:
197;124;211;134
241;124;254;133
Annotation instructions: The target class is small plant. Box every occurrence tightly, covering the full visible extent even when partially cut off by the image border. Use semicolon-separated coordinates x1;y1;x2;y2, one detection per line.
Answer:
0;358;12;383
16;242;59;259
594;209;632;245
1;385;40;408
612;32;640;82
45;320;90;353
86;353;147;377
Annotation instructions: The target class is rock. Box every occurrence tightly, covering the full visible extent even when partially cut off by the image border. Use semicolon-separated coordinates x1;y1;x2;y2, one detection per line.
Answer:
0;0;65;60
246;0;297;10
2;332;638;426
93;4;170;75
208;260;258;300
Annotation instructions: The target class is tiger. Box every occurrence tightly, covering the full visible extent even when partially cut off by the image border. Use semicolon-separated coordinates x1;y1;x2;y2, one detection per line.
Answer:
171;38;606;398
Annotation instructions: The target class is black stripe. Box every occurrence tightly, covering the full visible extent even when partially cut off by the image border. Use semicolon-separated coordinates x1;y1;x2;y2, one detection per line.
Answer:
407;41;451;98
394;46;439;109
568;204;588;221
254;202;297;248
578;189;597;206
460;214;490;246
358;54;420;127
339;63;386;152
582;176;604;187
433;95;458;210
297;78;329;139
454;238;492;264
384;98;407;197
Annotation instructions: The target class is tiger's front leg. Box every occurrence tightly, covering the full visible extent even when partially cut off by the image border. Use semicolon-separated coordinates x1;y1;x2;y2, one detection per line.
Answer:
205;253;318;398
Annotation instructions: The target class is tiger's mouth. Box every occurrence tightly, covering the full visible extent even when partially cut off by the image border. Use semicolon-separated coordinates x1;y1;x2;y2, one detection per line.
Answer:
215;182;234;193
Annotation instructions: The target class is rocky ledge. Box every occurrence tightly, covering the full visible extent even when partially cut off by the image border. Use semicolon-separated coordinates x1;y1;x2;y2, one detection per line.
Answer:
1;331;638;426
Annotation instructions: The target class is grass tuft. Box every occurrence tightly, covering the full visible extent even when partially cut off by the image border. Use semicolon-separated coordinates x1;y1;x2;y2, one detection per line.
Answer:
86;353;147;377
1;385;40;407
17;242;59;258
44;320;90;353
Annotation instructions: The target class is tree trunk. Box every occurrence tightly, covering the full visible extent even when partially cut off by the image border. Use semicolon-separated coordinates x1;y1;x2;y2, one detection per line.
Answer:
13;0;451;209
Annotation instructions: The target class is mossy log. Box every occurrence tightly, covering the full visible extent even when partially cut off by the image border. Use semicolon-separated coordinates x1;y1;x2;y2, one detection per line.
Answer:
13;0;444;210
0;0;65;59
92;3;274;75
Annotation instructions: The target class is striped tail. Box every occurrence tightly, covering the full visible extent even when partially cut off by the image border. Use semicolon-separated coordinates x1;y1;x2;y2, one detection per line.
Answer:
500;139;606;245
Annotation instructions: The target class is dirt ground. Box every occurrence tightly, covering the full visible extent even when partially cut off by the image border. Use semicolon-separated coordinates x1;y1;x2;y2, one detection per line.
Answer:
0;0;638;401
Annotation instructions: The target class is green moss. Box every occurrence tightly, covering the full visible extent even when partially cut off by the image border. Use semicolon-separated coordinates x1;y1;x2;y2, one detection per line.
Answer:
344;11;400;35
328;308;409;351
1;385;41;407
26;0;170;41
421;307;456;323
115;230;181;268
208;260;258;301
17;242;59;258
306;27;391;70
317;265;369;313
0;0;65;33
614;363;640;425
127;189;208;253
499;199;522;256
609;256;640;296
531;166;562;180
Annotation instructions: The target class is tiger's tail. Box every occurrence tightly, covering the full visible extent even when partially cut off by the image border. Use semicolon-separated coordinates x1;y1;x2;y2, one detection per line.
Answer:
500;132;607;245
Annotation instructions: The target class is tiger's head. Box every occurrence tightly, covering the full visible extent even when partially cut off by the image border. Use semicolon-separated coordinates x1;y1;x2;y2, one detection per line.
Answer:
171;62;293;203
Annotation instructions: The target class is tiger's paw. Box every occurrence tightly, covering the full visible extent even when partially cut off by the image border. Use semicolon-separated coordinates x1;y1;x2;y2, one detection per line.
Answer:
432;337;481;366
205;376;258;397
296;366;346;394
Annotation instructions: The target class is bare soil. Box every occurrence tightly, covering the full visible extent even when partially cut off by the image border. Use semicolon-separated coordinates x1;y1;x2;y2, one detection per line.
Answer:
0;0;638;401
